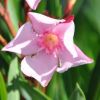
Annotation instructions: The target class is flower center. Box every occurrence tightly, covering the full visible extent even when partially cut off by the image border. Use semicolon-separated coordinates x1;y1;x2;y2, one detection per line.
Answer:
44;33;59;48
38;33;60;53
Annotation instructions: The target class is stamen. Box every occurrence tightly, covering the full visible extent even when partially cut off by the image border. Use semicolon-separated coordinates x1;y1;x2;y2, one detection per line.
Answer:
38;33;61;53
43;33;59;50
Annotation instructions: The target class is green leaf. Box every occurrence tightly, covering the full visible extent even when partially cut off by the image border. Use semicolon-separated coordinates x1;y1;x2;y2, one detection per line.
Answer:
70;83;86;100
75;13;99;65
94;84;100;100
73;0;84;15
7;57;20;100
8;57;19;83
83;0;100;35
63;70;76;97
0;46;12;74
72;3;100;96
7;0;22;31
19;79;51;100
47;0;62;18
0;50;12;65
0;18;12;41
0;72;7;100
63;67;91;97
35;0;47;13
46;73;68;100
87;53;100;100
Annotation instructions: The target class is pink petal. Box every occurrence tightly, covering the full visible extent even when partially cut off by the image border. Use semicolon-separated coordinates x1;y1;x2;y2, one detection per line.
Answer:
63;21;78;58
2;22;40;55
26;0;41;10
28;12;65;34
21;51;57;87
52;21;77;58
73;45;93;66
56;45;93;73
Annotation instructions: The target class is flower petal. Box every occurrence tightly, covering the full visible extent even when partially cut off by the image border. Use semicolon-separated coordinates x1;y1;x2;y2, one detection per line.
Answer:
26;0;41;10
28;12;65;34
56;45;93;73
2;22;39;55
52;21;77;58
21;51;57;87
73;45;93;66
63;21;77;58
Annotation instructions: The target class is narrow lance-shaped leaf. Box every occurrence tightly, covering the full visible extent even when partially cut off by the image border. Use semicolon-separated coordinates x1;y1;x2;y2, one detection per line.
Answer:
87;53;100;100
69;83;86;100
19;79;51;100
46;73;68;100
83;0;100;34
47;0;62;18
7;0;22;31
0;72;7;100
35;0;47;13
7;57;20;100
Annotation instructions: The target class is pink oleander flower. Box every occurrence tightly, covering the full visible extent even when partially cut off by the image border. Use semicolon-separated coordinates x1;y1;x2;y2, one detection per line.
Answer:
2;12;93;87
26;0;41;10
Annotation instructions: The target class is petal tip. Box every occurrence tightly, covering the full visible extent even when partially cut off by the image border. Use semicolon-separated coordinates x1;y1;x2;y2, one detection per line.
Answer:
41;80;49;87
1;47;5;51
87;58;94;64
1;46;8;52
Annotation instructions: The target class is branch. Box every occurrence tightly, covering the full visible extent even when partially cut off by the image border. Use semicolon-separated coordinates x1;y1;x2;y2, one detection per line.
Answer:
0;3;16;37
4;0;8;8
64;0;76;18
0;34;7;46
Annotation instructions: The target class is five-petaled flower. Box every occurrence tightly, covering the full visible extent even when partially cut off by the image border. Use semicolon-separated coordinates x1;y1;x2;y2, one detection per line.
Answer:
26;0;41;10
2;12;93;87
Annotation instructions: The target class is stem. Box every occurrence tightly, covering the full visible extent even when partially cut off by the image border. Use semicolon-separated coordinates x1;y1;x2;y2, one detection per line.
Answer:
4;0;8;9
0;34;7;46
24;1;30;21
64;0;76;18
25;76;46;93
0;3;16;37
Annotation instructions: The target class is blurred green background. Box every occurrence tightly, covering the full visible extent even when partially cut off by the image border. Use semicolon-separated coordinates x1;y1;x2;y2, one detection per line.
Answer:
0;0;100;100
